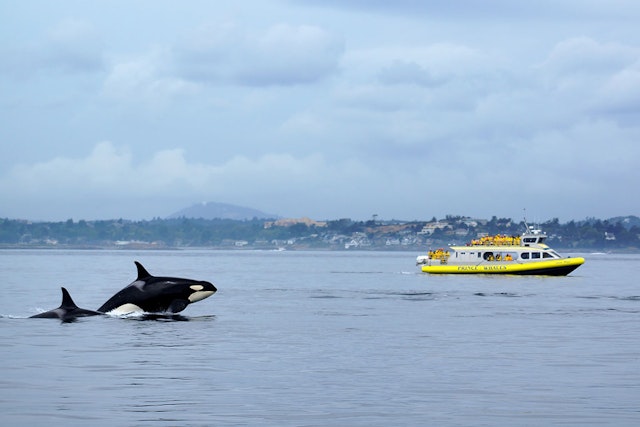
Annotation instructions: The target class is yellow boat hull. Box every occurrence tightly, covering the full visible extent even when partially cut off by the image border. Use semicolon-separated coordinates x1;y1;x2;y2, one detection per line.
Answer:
421;257;585;276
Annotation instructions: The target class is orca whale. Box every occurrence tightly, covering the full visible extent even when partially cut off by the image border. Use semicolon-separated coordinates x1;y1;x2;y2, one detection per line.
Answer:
97;261;217;315
30;287;103;322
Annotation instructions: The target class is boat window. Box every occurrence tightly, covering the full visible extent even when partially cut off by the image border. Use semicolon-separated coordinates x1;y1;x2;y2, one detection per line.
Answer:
543;252;554;259
478;252;482;258
532;252;541;259
523;237;537;243
521;252;529;259
549;250;561;258
483;252;494;261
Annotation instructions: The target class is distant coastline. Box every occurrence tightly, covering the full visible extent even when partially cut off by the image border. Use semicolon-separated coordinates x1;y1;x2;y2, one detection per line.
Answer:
1;215;638;252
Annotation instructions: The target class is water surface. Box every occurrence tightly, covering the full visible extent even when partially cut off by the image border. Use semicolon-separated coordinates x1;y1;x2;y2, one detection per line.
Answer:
1;250;638;426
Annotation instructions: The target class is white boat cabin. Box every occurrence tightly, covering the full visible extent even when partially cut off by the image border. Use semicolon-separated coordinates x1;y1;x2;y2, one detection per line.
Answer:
448;246;563;264
450;227;563;263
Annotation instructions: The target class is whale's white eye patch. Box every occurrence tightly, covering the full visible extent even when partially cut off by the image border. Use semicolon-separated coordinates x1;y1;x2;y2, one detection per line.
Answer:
190;285;204;291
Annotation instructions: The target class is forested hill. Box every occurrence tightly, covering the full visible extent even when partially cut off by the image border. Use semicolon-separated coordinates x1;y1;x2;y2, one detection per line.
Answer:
1;215;638;251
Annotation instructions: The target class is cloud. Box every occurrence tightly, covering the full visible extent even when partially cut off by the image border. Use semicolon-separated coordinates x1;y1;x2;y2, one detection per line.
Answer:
173;22;344;86
538;37;639;80
0;18;105;78
0;142;343;220
534;37;640;122
327;35;640;153
45;19;106;73
346;44;495;80
1;129;638;222
100;22;343;106
2;2;640;222
5;142;133;196
597;60;640;116
102;48;198;105
378;61;447;87
331;43;504;123
292;0;640;21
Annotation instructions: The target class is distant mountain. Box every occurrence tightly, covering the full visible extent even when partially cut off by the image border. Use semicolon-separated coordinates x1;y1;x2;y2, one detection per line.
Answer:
167;202;278;220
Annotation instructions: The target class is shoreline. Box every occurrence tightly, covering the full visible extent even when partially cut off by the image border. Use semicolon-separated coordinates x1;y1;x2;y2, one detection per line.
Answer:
1;244;637;254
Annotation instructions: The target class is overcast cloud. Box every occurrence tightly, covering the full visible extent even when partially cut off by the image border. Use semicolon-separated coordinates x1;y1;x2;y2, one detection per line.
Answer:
1;0;639;221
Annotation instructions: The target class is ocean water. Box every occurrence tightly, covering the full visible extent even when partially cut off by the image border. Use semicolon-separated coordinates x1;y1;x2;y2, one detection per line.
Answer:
0;249;638;426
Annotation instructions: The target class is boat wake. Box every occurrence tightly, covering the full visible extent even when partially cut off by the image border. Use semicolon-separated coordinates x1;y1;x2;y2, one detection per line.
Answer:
0;312;214;322
0;314;24;319
109;312;216;322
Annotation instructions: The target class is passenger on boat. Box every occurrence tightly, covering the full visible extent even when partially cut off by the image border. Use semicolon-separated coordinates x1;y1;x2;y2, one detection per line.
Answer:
428;249;450;261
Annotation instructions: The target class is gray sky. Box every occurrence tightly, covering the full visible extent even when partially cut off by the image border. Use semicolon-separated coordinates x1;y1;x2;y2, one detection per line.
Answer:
1;0;639;222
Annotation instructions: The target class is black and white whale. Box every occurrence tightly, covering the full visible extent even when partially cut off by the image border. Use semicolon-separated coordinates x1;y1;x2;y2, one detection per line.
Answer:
97;261;217;315
30;287;103;322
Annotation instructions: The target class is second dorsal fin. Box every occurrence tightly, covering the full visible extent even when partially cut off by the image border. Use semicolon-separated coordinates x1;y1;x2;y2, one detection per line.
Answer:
60;287;79;309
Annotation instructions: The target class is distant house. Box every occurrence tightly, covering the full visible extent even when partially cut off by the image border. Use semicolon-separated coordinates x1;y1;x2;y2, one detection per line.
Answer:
417;221;449;235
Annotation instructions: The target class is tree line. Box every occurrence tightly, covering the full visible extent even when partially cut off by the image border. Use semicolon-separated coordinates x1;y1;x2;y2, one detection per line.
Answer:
0;215;638;250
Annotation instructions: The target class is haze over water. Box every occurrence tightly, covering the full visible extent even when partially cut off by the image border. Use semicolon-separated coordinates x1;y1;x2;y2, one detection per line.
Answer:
1;250;638;426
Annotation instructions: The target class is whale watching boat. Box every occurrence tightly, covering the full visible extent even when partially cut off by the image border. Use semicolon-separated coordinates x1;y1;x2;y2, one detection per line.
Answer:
416;223;584;275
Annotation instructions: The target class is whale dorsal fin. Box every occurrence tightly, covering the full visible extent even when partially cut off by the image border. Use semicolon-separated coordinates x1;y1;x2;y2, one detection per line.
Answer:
135;261;152;280
60;287;79;309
